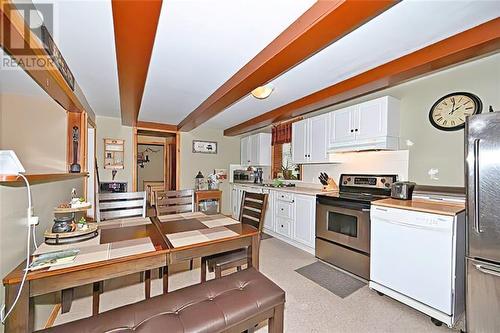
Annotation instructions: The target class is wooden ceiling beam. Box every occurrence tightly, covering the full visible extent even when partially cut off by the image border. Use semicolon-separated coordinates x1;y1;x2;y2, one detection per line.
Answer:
224;18;500;136
0;0;94;119
136;121;177;133
112;0;162;126
177;0;398;132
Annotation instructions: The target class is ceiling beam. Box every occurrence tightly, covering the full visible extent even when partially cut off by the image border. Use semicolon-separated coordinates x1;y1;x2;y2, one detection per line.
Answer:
136;121;177;133
224;18;500;136
177;0;398;132
0;0;94;120
112;0;162;126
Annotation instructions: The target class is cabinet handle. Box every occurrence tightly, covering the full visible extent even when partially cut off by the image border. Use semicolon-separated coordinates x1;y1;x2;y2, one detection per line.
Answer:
355;129;359;132
350;129;354;133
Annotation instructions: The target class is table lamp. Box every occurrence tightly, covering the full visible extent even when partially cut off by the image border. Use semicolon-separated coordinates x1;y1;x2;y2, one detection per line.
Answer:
0;150;34;324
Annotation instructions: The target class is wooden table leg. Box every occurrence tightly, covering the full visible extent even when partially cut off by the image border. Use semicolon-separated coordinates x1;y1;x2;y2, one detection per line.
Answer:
251;234;260;270
92;281;103;316
5;281;34;333
145;270;151;299
162;266;169;294
61;288;74;313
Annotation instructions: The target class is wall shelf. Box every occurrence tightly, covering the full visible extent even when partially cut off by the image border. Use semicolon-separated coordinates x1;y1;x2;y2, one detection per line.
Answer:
0;173;88;187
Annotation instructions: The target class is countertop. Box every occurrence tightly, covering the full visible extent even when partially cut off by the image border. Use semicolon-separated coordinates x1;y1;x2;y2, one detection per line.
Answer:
372;198;465;216
232;183;336;196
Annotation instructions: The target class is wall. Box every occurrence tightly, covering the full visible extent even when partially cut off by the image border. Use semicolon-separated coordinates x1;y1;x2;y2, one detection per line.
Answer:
137;144;164;191
0;94;67;172
0;93;84;331
179;128;241;214
302;53;500;187
95;116;134;187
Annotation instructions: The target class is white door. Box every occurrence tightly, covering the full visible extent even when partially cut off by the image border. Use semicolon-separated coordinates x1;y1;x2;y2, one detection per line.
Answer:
293;194;316;248
240;136;251;166
370;207;454;314
292;119;309;164
263;190;274;231
86;127;96;219
309;114;329;163
355;98;386;140
329;106;356;146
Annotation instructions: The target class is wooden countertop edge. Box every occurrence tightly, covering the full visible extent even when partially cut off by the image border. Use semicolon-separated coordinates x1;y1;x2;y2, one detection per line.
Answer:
372;198;465;216
0;172;89;187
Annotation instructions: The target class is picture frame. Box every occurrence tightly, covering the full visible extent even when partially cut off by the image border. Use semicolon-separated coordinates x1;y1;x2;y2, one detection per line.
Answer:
192;140;217;154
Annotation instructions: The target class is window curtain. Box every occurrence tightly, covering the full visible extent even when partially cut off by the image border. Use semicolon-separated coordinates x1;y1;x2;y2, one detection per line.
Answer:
272;122;292;145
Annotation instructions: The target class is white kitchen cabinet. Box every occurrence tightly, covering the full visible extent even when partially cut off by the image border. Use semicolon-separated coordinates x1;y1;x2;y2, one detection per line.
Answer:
240;133;271;166
293;194;316;248
262;189;274;231
292;113;329;164
329;96;400;152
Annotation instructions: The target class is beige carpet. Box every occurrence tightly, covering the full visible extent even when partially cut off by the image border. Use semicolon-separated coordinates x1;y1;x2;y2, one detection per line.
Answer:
51;238;457;332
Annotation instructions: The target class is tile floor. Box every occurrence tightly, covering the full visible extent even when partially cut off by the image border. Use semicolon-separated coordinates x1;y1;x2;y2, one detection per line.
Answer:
53;237;457;332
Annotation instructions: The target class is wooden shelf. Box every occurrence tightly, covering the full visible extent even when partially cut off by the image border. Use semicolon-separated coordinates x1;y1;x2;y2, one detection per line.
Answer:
54;204;92;214
0;173;88;187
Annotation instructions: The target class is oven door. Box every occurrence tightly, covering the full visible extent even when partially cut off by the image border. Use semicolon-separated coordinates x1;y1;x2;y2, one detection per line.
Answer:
316;199;371;253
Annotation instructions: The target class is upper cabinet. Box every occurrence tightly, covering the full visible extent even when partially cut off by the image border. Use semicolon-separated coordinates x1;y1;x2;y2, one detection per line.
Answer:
240;133;271;166
292;113;329;164
328;96;400;152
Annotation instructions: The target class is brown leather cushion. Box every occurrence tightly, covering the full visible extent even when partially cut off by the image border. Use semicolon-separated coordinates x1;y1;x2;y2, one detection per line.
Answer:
39;268;285;333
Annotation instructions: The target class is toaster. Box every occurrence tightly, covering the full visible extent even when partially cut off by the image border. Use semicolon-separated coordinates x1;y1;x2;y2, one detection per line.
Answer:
391;181;416;200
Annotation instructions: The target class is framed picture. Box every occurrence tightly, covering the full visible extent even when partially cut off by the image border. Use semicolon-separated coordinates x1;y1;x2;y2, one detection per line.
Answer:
192;140;217;154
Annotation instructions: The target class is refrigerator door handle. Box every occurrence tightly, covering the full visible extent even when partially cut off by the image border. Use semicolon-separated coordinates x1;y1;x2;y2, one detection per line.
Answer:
473;139;482;233
475;264;500;278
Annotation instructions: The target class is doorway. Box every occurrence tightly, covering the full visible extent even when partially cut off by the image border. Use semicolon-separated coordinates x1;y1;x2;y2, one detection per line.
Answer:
134;129;178;207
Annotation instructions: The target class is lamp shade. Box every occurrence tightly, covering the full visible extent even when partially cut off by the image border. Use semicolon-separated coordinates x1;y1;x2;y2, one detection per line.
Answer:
0;150;26;175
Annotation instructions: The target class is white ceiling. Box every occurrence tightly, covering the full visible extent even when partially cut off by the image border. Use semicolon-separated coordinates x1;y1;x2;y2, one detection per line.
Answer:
1;0;120;117
205;0;500;130
137;0;316;124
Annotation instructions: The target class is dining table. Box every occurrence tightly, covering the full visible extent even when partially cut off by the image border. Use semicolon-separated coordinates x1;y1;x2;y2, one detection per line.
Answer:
2;212;260;333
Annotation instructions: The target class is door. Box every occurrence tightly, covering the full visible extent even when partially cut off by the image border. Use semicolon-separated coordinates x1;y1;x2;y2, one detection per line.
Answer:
292;119;309;164
329;106;356;146
355;98;386;140
263;190;274;231
466;258;500;333
240;136;251;166
370;207;454;314
466;113;500;262
309;114;329;163
293;194;315;247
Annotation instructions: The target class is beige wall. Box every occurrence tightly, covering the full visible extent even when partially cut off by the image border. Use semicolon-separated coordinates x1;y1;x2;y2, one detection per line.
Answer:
179;128;241;214
95;116;134;187
0;94;67;173
306;53;500;187
0;93;84;331
137;144;164;191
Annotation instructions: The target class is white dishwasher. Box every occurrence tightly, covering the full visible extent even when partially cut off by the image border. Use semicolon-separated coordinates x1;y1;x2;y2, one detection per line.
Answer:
369;205;465;328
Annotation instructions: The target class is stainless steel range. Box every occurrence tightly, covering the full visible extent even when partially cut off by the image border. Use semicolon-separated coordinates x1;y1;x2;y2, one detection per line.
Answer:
315;174;398;279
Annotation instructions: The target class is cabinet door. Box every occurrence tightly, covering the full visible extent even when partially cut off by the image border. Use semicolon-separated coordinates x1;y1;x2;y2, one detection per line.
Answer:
355;98;386;140
231;187;238;219
263;190;274;231
249;134;259;165
309;114;329;163
292;119;309;164
293;194;315;248
240;136;251;166
329;106;357;146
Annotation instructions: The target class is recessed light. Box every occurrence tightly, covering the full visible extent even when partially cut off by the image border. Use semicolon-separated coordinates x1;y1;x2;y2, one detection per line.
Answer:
251;84;274;99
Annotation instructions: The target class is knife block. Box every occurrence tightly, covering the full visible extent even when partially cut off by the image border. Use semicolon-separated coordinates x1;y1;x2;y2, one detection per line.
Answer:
322;178;339;192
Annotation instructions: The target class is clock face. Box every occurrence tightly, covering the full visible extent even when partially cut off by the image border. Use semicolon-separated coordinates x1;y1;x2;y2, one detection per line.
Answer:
429;92;482;131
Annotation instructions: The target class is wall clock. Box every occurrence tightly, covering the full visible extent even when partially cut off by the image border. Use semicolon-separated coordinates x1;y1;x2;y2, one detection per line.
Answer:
429;92;482;131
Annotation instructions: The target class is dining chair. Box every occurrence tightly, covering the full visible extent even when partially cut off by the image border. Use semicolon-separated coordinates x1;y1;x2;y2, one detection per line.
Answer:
92;191;147;315
200;191;268;282
155;189;195;282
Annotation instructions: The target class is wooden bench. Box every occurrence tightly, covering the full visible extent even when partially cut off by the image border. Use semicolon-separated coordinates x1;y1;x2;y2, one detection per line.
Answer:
38;268;285;333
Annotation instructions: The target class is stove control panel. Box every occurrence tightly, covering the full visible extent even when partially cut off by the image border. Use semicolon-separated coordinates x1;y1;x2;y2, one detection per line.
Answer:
339;174;398;190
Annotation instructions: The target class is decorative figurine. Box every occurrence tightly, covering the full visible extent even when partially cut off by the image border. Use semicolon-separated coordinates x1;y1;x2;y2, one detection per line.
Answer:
70;126;81;173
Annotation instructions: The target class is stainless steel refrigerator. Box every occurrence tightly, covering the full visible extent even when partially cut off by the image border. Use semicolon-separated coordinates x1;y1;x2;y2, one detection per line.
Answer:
465;112;500;333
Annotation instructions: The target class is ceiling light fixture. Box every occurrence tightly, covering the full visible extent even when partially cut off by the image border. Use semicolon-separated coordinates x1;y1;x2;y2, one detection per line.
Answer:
251;84;274;99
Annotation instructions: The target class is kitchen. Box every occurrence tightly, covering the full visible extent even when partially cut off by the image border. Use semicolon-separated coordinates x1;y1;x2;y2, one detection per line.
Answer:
1;1;499;332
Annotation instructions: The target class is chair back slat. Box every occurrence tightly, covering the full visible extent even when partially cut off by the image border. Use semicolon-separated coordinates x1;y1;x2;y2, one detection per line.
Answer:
238;191;268;232
97;191;146;222
155;189;195;216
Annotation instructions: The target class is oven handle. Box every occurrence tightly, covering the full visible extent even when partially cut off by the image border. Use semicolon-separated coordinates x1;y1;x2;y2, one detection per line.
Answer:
317;200;370;212
475;264;500;278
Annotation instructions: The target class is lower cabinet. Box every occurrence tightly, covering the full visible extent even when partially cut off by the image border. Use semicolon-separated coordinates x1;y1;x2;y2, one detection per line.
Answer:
293;194;316;248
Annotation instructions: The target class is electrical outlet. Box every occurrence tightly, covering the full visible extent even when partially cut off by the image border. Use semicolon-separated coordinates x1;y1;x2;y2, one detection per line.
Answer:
29;216;39;226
